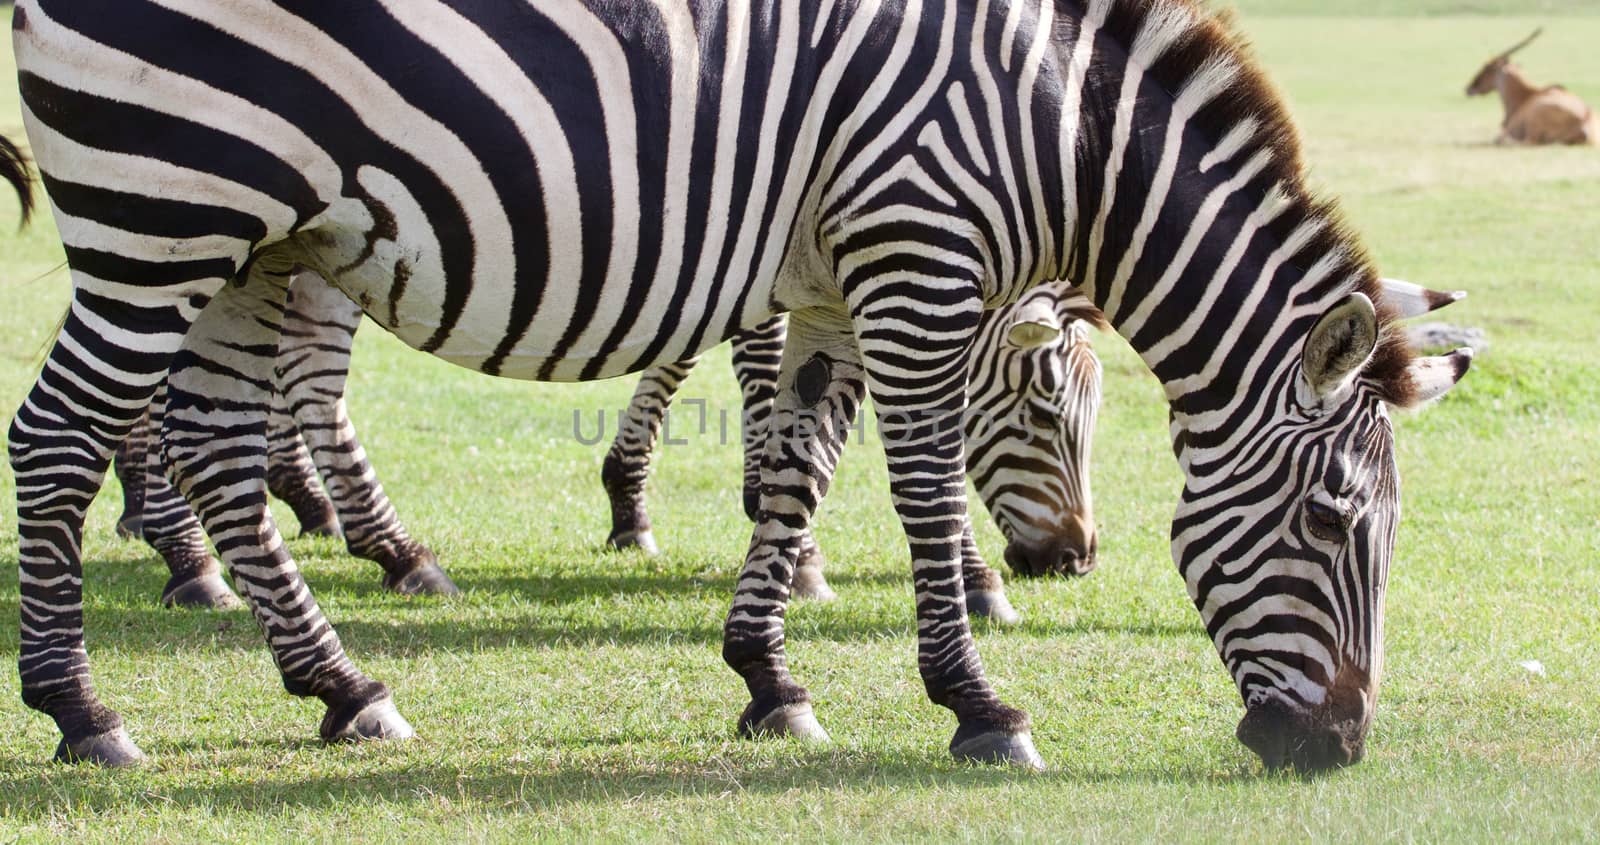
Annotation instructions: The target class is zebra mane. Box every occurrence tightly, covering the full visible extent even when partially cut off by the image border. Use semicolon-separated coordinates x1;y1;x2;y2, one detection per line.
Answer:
1089;0;1423;406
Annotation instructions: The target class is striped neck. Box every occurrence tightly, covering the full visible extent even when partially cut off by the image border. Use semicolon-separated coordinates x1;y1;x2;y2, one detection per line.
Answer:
1045;2;1377;429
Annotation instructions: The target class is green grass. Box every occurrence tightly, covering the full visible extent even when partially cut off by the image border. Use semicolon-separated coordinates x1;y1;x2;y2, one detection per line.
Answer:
1229;0;1599;15
3;6;1600;844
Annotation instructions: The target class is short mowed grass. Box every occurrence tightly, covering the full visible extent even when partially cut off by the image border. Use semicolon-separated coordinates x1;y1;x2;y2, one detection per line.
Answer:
2;5;1599;843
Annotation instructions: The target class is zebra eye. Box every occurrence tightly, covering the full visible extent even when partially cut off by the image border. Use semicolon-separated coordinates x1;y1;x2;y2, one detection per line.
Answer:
1303;497;1350;543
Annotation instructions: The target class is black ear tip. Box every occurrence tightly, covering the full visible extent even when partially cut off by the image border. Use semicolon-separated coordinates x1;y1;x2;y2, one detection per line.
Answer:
1452;347;1475;376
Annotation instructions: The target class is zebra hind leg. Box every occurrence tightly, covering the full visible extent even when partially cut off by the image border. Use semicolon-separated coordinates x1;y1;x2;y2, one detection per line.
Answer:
111;388;249;611
723;309;863;743
788;531;837;602
112;411;151;540
275;271;454;596
11;273;234;765
601;356;702;555
162;263;411;744
960;522;1020;625
266;390;341;539
727;317;838;602
138;383;244;610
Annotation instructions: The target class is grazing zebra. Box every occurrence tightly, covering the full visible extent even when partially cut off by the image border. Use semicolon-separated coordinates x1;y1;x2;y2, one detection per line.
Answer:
114;273;1100;617
113;270;455;609
604;284;1107;618
6;0;1470;772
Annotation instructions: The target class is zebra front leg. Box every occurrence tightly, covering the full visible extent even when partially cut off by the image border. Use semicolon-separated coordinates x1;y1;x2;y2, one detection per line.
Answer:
601;355;702;555
855;292;1041;769
163;266;411;744
960;522;1020;626
276;272;455;596
728;317;836;602
265;390;340;539
724;310;863;742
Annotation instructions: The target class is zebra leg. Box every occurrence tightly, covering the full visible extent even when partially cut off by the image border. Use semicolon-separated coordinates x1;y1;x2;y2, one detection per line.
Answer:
265;390;341;539
10;273;233;765
276;272;455;596
724;309;863;743
111;410;152;540
728;316;838;602
161;265;412;744
137;382;244;610
601;356;702;555
789;532;836;603
961;522;1020;626
855;292;1041;769
731;316;788;522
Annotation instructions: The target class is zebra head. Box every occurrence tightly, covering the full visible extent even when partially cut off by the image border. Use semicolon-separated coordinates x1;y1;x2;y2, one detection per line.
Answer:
965;285;1107;578
1172;280;1471;773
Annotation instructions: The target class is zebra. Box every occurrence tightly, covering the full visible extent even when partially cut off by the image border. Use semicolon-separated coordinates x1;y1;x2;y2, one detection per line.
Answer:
604;283;1108;619
5;0;1471;772
112;270;456;610
111;272;1102;618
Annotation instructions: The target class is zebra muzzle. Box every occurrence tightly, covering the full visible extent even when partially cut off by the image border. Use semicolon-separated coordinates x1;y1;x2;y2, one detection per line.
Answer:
1001;532;1097;578
1235;699;1367;774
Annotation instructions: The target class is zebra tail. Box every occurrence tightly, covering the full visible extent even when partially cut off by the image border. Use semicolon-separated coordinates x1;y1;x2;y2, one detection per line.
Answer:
0;133;34;227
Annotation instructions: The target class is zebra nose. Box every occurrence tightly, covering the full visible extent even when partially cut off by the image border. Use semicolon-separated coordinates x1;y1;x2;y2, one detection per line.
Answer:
1235;694;1369;774
1002;527;1096;578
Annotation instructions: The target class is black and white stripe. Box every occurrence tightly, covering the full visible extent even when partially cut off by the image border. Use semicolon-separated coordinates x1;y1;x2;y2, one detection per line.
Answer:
113;270;454;609
7;0;1469;770
603;284;1105;616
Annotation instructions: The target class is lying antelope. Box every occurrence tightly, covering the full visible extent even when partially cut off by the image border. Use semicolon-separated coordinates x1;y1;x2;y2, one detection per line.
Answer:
1466;28;1599;146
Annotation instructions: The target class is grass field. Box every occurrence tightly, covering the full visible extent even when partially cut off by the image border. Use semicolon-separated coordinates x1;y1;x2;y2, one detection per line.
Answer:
2;4;1599;843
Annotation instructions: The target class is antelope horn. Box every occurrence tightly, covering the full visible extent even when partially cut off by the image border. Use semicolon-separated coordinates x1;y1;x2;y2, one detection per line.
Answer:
1499;27;1543;60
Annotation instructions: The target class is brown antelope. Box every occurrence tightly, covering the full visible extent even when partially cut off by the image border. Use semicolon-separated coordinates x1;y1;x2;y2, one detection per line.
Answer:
1466;28;1599;146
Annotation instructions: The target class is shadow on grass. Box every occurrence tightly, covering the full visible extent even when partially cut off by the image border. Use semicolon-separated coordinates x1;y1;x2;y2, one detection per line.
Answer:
0;550;1197;658
0;744;1267;821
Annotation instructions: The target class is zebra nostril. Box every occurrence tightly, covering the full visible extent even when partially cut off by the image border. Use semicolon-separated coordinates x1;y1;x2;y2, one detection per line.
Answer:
1003;538;1096;578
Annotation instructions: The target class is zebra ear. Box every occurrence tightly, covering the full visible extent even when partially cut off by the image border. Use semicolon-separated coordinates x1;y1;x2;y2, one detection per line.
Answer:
1302;292;1379;400
1006;297;1063;349
1380;277;1466;319
1402;347;1474;407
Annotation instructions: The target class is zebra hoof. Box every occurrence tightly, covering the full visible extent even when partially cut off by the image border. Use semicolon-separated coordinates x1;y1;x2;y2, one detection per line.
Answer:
383;559;460;597
54;728;147;767
606;528;660;556
299;521;342;540
321;695;415;743
161;572;244;611
967;590;1022;626
950;729;1045;771
790;566;838;602
738;700;831;743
